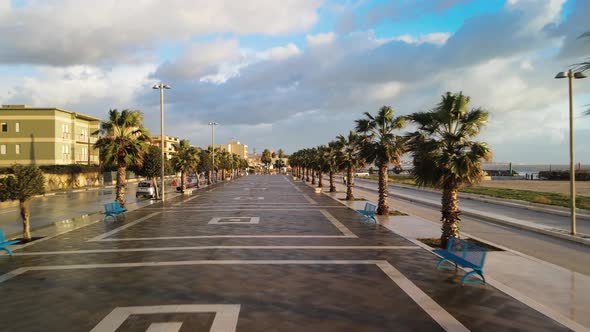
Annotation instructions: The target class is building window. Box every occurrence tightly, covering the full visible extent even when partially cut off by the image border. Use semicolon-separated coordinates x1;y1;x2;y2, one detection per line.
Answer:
81;147;87;161
1;123;7;132
62;144;70;160
15;122;20;133
15;144;20;154
0;145;6;154
62;124;70;139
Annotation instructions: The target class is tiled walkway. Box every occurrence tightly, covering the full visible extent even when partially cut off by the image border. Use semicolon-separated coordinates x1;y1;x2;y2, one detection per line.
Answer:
0;175;572;331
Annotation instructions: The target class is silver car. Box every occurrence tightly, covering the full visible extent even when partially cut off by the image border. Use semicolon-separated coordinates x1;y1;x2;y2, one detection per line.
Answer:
136;181;156;198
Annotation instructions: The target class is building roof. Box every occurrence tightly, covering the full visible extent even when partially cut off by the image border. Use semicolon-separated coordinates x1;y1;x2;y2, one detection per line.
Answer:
1;105;100;122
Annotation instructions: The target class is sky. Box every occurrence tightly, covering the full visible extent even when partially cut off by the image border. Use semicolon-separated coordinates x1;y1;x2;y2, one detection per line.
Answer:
1;0;589;164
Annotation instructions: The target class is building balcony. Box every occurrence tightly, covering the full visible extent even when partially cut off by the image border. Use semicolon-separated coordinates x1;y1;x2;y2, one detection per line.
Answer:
76;135;98;144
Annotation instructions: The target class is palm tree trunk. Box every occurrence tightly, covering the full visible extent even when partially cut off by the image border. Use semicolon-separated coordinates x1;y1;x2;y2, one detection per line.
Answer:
311;170;316;185
306;168;310;182
116;164;126;207
20;199;31;241
318;171;323;187
329;171;336;192
196;173;200;188
208;170;212;185
346;167;354;200
441;185;461;248
180;170;185;192
152;177;159;199
377;164;389;215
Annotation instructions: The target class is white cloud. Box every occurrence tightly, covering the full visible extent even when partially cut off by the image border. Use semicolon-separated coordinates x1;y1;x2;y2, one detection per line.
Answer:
0;0;321;66
306;32;336;46
4;64;155;115
387;32;451;46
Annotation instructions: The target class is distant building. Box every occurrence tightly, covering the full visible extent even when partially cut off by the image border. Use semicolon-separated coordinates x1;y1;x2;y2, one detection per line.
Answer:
217;139;248;160
0;105;100;166
150;135;180;159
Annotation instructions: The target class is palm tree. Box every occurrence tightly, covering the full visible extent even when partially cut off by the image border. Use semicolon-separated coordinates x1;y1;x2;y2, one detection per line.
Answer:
326;141;340;192
407;92;491;248
335;131;365;200
356;106;407;215
94;109;150;207
170;140;200;192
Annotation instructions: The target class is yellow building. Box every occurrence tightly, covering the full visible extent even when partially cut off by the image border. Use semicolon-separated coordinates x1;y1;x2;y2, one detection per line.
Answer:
217;140;248;159
0;105;100;166
151;135;180;159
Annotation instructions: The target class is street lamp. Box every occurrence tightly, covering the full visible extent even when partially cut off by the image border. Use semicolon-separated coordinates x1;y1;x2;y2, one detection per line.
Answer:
555;69;586;235
208;122;218;183
152;83;171;202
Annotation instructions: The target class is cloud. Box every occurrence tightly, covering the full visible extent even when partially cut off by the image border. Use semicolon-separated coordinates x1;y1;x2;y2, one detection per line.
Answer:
154;39;240;81
306;32;337;46
0;0;321;66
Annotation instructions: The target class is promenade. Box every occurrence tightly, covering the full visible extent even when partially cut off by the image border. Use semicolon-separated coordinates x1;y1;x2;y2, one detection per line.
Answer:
0;175;573;331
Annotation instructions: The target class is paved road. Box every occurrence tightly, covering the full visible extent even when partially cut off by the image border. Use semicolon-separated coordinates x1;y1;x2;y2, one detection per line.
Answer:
0;183;177;237
353;177;590;235
0;175;570;331
335;176;590;276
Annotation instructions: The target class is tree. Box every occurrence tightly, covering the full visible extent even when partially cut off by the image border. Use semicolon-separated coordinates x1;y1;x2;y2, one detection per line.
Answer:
271;151;277;158
261;149;272;172
133;145;163;197
335;131;365;200
170;140;200;191
407;92;491;248
0;165;45;240
326;141;340;192
93;109;151;207
198;148;213;185
356;106;407;215
277;149;286;158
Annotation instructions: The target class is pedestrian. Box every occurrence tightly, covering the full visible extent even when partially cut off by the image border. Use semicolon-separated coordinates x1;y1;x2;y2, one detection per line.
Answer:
343;176;347;185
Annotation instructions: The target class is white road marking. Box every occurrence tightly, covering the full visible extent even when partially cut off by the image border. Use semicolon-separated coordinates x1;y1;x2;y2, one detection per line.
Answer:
319;209;357;238
97;235;356;241
172;195;200;206
303;195;317;204
90;304;240;332
208;217;260;224
145;322;183;332
2;260;466;332
13;246;420;256
87;212;161;242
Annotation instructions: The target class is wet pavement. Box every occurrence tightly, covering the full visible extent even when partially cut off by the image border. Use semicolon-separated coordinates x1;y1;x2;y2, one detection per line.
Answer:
0;175;573;331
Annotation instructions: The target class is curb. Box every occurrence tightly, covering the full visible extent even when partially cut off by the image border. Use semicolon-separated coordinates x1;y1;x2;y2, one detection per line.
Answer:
351;182;590;247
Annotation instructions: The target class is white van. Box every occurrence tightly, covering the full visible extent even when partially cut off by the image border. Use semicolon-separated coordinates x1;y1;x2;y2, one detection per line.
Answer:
354;172;370;177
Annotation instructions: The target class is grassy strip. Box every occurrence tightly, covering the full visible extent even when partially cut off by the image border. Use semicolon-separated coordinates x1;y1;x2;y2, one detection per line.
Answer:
460;187;590;210
359;175;590;210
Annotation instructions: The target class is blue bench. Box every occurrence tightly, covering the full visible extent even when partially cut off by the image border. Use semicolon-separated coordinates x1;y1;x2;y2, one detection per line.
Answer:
357;202;377;224
103;201;128;221
0;229;20;256
433;237;487;285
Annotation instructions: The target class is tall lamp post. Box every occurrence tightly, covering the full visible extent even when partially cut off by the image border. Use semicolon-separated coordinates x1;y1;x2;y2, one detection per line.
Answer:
153;83;171;201
208;122;218;183
555;69;586;235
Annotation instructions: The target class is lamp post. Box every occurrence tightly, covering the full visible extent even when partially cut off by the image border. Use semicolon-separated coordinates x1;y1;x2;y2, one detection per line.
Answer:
555;69;586;235
208;122;218;183
152;83;171;201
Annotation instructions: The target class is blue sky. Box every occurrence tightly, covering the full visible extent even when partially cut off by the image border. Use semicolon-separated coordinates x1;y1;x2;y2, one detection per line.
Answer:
0;0;589;164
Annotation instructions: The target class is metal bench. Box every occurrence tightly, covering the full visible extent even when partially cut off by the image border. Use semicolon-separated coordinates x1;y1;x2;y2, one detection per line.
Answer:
433;237;487;285
0;229;20;256
357;202;377;224
103;201;128;221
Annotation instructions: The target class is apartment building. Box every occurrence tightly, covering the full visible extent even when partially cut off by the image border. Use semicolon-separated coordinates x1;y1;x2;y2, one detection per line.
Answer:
0;105;100;166
151;135;180;159
217;140;249;160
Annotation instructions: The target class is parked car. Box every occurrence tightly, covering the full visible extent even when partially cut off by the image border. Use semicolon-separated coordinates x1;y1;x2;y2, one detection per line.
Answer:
136;181;156;198
354;172;370;177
